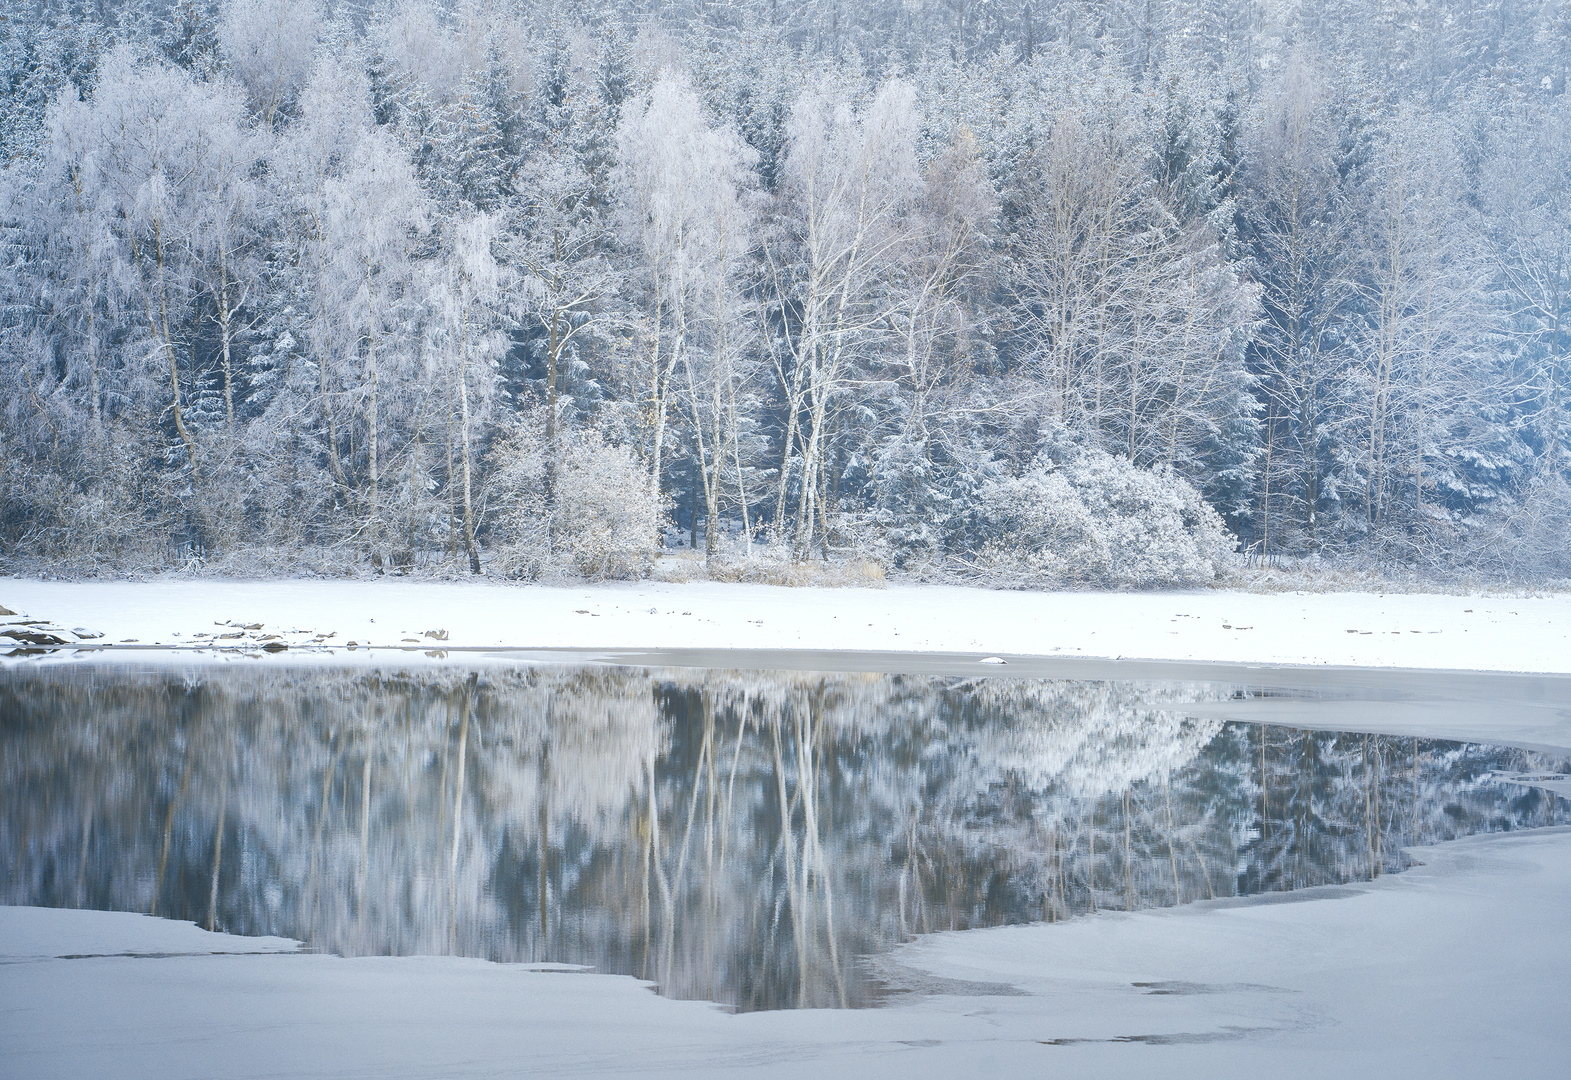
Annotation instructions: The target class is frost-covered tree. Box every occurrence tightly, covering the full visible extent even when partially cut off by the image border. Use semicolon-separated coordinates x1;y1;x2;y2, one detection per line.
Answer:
0;0;1567;578
765;76;921;558
217;0;320;126
315;127;428;559
427;211;508;572
1240;58;1365;557
614;71;757;543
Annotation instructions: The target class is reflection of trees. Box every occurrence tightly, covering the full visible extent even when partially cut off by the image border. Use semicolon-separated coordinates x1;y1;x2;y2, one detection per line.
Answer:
1;666;1565;1011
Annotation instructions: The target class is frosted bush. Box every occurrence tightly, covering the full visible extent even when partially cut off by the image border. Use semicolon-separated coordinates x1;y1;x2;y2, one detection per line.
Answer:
488;418;658;581
974;449;1235;588
554;433;660;580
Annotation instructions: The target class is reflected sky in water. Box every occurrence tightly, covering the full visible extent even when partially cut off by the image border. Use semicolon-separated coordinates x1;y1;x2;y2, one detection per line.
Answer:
1;663;1564;1011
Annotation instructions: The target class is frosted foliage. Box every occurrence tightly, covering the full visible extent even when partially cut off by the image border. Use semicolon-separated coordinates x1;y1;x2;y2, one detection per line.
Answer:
292;57;373;163
217;0;321;122
374;0;478;104
489;418;659;581
3;1;1570;578
614;74;756;288
49;47;248;237
977;450;1236;587
958;681;1222;799
784;79;920;228
555;433;661;579
475;675;662;844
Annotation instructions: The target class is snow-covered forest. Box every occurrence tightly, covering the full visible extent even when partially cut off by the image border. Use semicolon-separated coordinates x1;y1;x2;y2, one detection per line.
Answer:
1;0;1567;582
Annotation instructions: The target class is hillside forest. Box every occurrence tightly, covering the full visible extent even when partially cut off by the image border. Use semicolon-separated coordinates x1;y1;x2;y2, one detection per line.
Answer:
2;0;1568;583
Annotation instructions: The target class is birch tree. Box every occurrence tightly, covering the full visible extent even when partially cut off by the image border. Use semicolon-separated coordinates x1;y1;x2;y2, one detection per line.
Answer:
50;46;253;486
317;129;428;562
217;0;321;126
767;78;920;558
615;72;756;548
1351;110;1482;553
428;212;508;573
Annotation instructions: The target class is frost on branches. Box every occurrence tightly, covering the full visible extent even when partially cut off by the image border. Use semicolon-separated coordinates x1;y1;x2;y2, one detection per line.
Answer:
0;1;1568;582
974;448;1235;588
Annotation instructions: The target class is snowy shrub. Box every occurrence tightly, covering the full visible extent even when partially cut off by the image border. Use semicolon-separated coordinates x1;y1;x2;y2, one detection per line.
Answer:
1460;474;1571;580
973;449;1235;588
855;432;1004;575
487;417;659;581
555;433;661;580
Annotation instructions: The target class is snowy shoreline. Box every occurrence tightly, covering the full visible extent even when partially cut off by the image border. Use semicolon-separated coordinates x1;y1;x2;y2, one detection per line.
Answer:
5;577;1570;1078
5;577;1571;674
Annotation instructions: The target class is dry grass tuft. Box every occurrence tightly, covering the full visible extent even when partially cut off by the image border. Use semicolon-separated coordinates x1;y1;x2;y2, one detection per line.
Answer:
651;548;886;588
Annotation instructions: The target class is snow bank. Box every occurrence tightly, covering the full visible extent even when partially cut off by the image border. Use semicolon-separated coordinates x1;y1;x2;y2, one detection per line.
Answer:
0;906;297;960
3;578;1570;674
4;826;1567;1079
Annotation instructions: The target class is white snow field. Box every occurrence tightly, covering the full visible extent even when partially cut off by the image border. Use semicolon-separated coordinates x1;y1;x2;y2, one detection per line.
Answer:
3;577;1570;672
2;827;1568;1080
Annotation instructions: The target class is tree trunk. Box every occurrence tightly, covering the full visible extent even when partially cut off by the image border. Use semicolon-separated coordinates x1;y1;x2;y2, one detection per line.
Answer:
459;309;481;575
217;236;236;431
368;340;380;566
152;220;199;474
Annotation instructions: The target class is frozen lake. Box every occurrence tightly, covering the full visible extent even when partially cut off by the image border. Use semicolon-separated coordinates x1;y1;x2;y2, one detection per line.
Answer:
3;658;1565;1013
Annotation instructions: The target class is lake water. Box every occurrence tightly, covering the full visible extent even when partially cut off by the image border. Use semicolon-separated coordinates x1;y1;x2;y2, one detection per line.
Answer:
1;661;1564;1011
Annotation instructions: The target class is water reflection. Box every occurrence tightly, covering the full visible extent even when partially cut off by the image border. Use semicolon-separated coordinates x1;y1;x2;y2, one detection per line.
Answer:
0;664;1563;1011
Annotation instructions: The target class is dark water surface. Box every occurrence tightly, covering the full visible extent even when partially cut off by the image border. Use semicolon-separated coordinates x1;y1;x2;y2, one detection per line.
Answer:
2;661;1565;1011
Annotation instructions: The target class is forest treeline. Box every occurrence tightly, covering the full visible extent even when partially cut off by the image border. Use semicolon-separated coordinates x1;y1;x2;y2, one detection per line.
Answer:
1;0;1567;582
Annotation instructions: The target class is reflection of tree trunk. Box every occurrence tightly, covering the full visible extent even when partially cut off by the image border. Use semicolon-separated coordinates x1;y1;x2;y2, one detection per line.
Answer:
308;737;340;939
803;688;847;1008
1041;830;1053;922
1365;735;1381;878
1085;816;1098;913
1123;788;1134;912
207;767;229;931
1259;726;1269;879
770;716;809;1008
1164;779;1181;906
75;806;94;909
644;751;676;983
435;700;452;849
150;739;197;917
899;859;910;938
639;781;652;977
1411;737;1419;832
1054;826;1067;918
1187;836;1216;900
702;695;718;993
357;738;372;925
538;748;549;954
448;682;471;952
720;701;748;876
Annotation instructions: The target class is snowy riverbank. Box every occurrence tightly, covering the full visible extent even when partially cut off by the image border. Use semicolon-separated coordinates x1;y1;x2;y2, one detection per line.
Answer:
5;578;1569;1077
4;826;1568;1080
4;577;1571;673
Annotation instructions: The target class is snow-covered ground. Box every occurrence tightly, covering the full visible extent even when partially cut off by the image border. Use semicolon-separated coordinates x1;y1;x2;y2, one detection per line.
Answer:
4;577;1571;673
3;827;1567;1080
